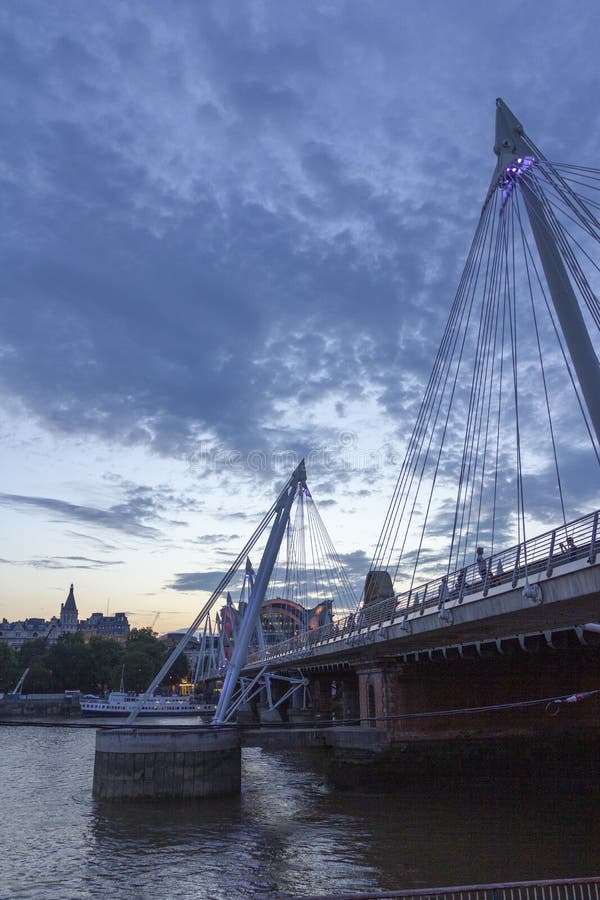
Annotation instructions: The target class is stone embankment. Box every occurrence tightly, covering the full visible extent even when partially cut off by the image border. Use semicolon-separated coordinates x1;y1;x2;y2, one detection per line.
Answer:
0;694;81;719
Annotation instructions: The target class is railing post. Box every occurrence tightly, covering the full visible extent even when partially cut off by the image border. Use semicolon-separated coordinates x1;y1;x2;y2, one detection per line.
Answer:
589;511;598;564
546;530;556;577
457;567;467;603
482;559;492;597
512;544;521;588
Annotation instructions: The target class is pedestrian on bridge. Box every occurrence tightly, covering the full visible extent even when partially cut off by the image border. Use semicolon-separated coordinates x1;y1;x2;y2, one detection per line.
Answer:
560;536;577;560
438;575;449;605
476;546;487;580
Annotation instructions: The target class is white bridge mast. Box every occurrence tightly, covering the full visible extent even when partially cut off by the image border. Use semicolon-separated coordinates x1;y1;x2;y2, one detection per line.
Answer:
493;97;600;447
213;460;307;724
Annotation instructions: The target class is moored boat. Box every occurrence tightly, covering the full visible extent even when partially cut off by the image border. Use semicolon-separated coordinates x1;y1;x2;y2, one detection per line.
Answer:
80;691;216;717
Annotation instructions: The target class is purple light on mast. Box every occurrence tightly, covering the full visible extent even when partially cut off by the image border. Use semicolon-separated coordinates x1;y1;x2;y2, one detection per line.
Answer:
498;155;536;209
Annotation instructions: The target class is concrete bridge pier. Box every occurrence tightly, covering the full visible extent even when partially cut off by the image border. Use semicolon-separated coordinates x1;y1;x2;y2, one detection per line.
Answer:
93;727;241;801
334;643;600;786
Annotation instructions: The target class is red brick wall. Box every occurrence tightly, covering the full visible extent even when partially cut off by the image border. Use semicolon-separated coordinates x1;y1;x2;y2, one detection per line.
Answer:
357;647;600;738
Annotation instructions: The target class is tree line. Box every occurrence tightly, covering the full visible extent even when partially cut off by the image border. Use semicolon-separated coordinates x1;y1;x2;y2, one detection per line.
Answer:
0;628;189;695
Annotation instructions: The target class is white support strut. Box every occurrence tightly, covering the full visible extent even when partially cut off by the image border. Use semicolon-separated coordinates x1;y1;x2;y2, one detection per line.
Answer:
213;460;307;724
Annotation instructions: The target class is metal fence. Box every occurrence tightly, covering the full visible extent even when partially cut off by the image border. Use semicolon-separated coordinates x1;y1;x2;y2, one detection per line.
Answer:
302;876;600;900
246;509;599;666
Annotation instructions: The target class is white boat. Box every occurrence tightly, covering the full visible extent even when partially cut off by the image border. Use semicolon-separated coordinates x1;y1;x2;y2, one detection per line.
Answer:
80;691;216;717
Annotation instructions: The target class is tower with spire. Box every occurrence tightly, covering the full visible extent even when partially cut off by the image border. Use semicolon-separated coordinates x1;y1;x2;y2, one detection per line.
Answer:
60;584;79;634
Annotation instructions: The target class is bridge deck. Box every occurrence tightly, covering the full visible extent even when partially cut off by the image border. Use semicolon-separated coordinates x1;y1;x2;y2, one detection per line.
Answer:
243;510;600;673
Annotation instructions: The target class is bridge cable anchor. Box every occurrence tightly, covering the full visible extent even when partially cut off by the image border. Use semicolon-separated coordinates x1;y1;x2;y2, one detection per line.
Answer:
522;579;543;604
438;607;454;625
400;615;413;635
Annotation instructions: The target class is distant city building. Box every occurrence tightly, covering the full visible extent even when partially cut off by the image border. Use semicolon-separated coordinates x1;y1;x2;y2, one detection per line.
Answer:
0;584;130;650
0;617;55;650
60;584;79;634
80;611;130;643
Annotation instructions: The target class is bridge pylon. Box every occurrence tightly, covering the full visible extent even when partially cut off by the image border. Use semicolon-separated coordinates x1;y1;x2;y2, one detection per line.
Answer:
213;460;307;724
494;97;600;446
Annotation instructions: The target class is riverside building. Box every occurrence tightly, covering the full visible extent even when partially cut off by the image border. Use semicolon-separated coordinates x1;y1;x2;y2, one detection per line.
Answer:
0;584;130;649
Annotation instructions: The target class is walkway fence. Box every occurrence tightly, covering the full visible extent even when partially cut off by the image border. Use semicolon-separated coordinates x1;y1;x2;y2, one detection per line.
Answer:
304;876;600;900
246;509;599;666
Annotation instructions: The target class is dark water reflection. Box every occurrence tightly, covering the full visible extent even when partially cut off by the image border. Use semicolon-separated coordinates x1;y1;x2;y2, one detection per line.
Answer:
1;725;599;899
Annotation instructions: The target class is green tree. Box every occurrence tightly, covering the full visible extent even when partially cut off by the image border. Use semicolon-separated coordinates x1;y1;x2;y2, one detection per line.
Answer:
123;628;189;692
26;656;53;693
15;638;52;693
166;649;190;686
87;636;124;694
0;642;17;692
18;637;49;668
127;627;161;647
123;647;159;692
123;628;164;691
3;634;132;694
45;632;95;692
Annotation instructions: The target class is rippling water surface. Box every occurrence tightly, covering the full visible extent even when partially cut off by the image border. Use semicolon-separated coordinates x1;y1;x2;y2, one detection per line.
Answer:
1;723;599;899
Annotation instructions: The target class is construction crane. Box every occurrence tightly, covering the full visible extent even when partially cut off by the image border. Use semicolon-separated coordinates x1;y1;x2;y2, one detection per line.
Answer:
10;668;30;698
124;610;185;631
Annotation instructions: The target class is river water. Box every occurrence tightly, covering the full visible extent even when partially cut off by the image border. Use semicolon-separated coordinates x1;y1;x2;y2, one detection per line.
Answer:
1;722;599;899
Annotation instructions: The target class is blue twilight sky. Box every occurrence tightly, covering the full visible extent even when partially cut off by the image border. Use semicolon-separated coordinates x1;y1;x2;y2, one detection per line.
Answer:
1;1;600;632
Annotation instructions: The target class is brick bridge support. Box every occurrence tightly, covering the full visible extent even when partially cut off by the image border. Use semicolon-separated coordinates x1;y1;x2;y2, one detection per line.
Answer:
356;641;600;740
304;669;359;722
314;638;600;785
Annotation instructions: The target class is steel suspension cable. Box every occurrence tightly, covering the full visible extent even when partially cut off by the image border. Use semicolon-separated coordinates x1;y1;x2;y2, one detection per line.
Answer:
371;194;496;577
513;189;568;529
305;492;357;614
386;196;497;586
453;192;505;568
445;191;506;573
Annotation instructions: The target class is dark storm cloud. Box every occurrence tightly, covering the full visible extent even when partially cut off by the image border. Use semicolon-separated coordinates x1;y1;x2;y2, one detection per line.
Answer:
336;549;371;581
1;0;599;553
167;571;228;592
0;492;160;538
0;0;479;464
101;477;204;523
192;533;242;545
169;543;368;598
16;555;124;570
0;475;208;540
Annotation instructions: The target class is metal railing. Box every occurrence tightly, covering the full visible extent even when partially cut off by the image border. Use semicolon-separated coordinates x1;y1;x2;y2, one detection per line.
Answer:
302;876;600;900
246;509;599;666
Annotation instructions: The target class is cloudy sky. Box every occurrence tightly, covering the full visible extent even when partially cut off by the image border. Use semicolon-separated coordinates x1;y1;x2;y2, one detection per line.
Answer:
2;0;600;632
